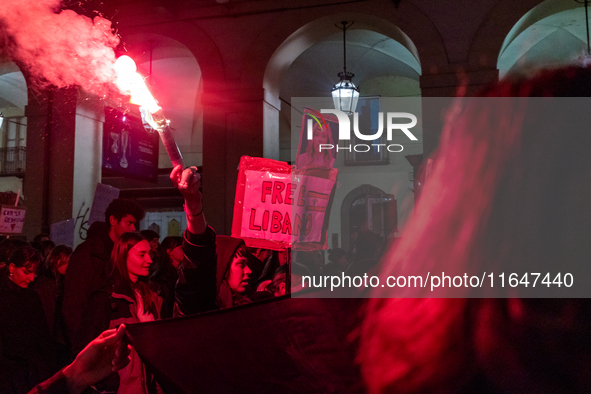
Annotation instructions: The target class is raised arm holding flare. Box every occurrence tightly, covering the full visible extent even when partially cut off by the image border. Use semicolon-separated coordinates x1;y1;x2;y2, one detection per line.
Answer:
170;165;218;316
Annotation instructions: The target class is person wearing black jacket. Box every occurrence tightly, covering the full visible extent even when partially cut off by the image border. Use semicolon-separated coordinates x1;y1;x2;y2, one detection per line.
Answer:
170;165;218;317
0;246;59;393
62;198;145;354
68;165;216;392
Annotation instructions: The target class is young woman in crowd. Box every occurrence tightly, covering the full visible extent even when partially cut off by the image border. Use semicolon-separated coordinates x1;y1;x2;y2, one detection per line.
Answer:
360;66;591;393
0;238;28;271
80;232;160;393
46;245;72;279
33;245;73;367
216;235;253;308
74;165;217;392
0;246;58;393
33;245;72;336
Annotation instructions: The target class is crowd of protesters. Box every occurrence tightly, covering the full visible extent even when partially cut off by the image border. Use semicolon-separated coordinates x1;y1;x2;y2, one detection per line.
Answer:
3;164;359;393
4;65;590;394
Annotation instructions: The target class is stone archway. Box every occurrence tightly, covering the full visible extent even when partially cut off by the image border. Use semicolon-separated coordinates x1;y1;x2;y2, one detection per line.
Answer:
116;32;203;167
494;0;590;77
0;60;27;179
262;13;424;162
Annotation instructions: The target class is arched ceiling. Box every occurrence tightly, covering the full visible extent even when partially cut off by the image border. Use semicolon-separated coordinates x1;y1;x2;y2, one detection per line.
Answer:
499;3;591;77
117;34;202;147
280;29;421;101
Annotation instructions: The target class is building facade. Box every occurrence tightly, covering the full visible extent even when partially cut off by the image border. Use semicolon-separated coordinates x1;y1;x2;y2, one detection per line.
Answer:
0;0;585;246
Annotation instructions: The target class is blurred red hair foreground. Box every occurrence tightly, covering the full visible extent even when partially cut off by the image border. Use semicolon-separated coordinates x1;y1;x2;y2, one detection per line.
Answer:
360;66;591;393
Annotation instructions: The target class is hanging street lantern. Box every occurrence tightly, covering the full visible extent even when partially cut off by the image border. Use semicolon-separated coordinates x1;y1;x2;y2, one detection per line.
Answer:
332;21;360;115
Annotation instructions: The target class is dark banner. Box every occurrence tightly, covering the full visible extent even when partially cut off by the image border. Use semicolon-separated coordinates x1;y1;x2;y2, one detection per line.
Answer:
125;297;364;393
103;107;159;183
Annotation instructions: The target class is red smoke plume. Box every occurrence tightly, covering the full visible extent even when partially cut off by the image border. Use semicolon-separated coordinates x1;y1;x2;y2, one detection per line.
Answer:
0;0;119;95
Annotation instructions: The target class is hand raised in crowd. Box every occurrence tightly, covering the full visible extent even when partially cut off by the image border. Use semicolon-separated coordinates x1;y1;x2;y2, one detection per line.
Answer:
171;165;202;202
171;165;207;235
62;325;131;394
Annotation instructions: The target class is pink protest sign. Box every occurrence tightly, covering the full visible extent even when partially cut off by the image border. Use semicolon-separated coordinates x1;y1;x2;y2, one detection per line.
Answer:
240;171;334;244
0;205;26;234
232;156;337;251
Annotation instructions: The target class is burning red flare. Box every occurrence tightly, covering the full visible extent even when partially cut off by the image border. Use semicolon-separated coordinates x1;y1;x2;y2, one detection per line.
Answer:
114;55;167;129
113;55;184;169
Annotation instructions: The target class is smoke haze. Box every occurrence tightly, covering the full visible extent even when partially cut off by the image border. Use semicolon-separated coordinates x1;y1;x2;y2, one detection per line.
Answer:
0;0;120;95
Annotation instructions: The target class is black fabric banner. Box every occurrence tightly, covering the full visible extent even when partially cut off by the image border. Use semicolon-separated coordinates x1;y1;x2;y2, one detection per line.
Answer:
125;297;365;393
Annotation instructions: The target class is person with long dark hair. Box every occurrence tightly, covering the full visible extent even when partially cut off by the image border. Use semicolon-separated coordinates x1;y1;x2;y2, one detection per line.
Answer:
33;245;72;337
0;246;59;393
75;165;218;391
79;232;160;393
149;235;182;318
63;198;145;354
215;236;253;308
111;233;161;323
360;66;591;393
33;245;73;368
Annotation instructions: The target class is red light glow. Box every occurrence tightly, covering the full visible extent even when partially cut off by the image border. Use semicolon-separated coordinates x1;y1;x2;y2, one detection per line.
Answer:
114;55;162;123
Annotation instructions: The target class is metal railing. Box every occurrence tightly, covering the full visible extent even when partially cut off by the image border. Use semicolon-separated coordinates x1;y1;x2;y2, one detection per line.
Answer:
0;146;26;175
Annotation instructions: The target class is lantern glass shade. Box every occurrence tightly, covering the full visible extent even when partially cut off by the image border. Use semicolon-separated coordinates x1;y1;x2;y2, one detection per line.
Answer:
332;73;359;115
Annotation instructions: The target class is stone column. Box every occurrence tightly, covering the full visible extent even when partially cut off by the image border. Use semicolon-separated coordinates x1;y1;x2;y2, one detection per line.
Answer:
263;89;281;160
24;87;103;246
202;87;267;235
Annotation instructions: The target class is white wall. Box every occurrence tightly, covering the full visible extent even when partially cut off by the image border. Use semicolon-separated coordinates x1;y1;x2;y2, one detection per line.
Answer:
73;91;104;247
